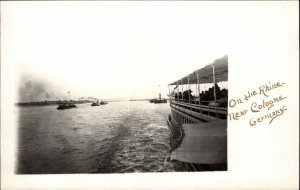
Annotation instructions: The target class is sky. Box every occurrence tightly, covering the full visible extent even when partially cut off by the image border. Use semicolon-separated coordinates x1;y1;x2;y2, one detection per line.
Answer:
3;2;232;101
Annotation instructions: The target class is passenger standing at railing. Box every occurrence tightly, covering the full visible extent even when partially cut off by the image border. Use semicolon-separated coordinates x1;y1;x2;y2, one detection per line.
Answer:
200;83;225;101
183;90;194;103
178;92;182;101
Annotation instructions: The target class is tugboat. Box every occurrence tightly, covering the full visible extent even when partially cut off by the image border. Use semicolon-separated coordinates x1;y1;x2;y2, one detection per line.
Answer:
149;85;168;104
166;55;228;171
99;99;108;105
153;93;167;104
57;91;77;110
91;99;100;106
57;102;77;110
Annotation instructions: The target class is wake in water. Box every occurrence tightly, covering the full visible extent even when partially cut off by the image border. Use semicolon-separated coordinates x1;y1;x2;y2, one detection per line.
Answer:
92;107;175;173
17;101;179;174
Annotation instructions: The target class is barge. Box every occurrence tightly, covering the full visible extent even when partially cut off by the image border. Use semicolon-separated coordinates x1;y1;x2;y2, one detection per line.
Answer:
57;91;77;110
57;103;77;110
166;55;228;171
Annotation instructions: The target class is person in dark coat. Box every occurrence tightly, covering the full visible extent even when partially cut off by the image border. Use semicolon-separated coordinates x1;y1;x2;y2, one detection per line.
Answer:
183;89;193;102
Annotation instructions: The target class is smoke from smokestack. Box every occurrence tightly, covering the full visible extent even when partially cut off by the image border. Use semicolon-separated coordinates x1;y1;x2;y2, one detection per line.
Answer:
18;74;64;102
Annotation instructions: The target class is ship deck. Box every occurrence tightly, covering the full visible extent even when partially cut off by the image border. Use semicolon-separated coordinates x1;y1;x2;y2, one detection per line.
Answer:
170;98;227;121
170;120;227;164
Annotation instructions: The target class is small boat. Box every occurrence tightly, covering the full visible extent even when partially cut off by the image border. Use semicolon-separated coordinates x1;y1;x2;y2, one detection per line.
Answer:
153;98;167;104
149;93;167;104
57;103;77;110
91;102;100;106
57;91;77;110
99;100;108;105
91;99;100;106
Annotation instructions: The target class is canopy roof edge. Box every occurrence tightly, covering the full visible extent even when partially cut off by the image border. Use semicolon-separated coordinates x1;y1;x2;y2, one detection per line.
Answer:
169;55;228;85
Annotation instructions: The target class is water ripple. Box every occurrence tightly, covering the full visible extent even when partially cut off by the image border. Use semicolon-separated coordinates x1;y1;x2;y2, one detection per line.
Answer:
17;101;174;174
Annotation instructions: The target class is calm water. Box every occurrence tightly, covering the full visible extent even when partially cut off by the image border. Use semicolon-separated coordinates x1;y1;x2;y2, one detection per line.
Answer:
16;101;177;174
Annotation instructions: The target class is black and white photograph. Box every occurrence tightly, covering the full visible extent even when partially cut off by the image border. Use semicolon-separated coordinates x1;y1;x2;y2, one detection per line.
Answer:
1;1;298;190
5;3;229;174
16;56;228;174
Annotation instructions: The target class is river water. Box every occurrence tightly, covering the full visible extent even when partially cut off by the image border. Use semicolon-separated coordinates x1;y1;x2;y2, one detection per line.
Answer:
16;101;178;174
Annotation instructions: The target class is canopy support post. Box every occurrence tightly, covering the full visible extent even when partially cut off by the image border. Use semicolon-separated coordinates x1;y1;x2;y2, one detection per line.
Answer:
213;65;216;103
181;79;183;102
212;65;218;119
168;85;171;102
196;71;202;115
177;81;179;101
188;75;190;105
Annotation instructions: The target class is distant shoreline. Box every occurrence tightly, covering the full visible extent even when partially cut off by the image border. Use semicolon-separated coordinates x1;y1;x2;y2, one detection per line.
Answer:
129;98;169;101
15;98;170;106
15;100;93;107
129;99;149;101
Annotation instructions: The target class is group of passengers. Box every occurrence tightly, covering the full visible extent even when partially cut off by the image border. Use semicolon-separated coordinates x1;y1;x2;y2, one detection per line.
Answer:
173;84;228;107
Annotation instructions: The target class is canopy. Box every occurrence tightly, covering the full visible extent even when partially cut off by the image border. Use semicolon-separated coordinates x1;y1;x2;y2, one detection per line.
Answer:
169;55;228;85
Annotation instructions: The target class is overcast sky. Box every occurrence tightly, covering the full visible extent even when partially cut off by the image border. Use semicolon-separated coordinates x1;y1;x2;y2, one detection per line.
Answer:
4;2;236;101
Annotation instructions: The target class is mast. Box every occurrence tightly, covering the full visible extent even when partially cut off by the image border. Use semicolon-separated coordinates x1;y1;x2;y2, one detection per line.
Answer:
159;84;161;100
68;91;71;101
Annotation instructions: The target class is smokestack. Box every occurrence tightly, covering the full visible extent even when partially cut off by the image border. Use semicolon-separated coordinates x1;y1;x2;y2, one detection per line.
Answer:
159;93;161;100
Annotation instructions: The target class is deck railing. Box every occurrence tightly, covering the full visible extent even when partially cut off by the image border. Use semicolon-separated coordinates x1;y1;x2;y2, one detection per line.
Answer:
169;97;227;120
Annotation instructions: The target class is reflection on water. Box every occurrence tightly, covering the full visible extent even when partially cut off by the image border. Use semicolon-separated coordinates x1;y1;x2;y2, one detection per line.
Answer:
16;101;178;174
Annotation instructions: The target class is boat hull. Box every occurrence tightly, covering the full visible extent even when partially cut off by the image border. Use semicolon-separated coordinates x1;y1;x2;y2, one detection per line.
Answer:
153;100;167;104
166;107;227;171
57;104;77;110
150;99;167;104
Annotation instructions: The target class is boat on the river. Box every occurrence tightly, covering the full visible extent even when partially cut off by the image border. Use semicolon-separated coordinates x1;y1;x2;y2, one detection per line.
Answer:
100;100;108;105
149;87;168;104
166;55;228;171
153;98;167;104
91;99;100;106
57;91;77;110
57;102;77;110
149;97;167;104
